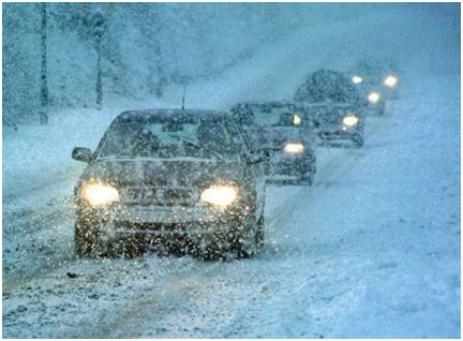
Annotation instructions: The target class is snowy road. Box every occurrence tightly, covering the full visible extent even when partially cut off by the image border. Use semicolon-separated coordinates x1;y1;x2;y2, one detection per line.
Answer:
3;79;460;337
3;8;460;338
2;116;383;338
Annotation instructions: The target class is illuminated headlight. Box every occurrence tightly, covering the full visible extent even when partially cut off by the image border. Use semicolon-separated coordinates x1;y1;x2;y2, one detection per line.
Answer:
201;185;238;208
384;75;398;87
284;143;304;154
81;181;119;207
352;75;363;84
368;92;380;103
293;114;301;126
342;115;359;127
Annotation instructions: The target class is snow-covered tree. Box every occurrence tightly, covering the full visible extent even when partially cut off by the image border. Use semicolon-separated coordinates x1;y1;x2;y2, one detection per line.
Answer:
3;3;314;124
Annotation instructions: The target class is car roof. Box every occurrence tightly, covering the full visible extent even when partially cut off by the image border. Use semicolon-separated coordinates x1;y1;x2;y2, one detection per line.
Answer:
231;101;316;116
304;102;356;109
114;108;230;124
232;100;301;108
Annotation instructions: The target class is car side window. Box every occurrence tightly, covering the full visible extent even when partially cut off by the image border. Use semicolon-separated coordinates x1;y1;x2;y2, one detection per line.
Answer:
224;119;248;153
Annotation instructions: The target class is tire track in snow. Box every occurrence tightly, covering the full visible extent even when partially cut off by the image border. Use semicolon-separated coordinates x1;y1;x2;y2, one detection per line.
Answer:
3;197;76;291
75;114;392;338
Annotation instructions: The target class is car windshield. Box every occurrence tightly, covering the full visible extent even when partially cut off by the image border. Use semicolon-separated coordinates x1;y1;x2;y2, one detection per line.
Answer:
310;105;354;124
96;116;242;159
240;105;305;129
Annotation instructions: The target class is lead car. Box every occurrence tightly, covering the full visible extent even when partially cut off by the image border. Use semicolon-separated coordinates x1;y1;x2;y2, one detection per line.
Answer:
72;109;267;259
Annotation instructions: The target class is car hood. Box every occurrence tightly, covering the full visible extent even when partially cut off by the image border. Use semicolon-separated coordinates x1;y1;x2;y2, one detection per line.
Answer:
78;157;249;188
253;127;308;148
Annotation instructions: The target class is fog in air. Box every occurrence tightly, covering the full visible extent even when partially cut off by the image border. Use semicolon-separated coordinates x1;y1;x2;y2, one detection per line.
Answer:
3;2;460;338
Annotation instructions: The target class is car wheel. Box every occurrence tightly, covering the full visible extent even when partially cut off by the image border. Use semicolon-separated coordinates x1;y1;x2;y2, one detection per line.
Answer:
75;219;123;258
74;220;97;257
352;133;364;147
233;215;263;259
298;171;314;186
255;215;265;250
196;234;231;261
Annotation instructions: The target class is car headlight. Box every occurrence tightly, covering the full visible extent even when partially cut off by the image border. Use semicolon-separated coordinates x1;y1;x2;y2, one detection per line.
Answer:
368;91;380;103
352;75;363;84
293;114;301;126
201;184;238;208
342;115;359;127
384;75;398;87
81;181;120;207
284;143;304;154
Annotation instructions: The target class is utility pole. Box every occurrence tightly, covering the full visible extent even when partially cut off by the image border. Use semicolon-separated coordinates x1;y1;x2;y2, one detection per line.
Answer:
39;2;48;124
181;84;186;110
92;12;105;110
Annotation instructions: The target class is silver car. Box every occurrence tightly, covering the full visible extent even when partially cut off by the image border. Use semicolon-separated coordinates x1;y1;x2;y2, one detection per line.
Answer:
72;109;267;259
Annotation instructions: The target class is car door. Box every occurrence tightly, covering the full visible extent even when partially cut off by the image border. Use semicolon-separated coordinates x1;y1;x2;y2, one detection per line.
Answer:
227;117;266;219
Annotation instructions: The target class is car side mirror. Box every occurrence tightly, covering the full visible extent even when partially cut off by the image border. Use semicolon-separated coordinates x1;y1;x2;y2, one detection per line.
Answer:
246;155;265;165
243;150;264;165
72;147;94;163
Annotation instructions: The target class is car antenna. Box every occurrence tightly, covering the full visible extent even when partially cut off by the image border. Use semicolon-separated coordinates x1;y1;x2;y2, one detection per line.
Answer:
181;84;186;110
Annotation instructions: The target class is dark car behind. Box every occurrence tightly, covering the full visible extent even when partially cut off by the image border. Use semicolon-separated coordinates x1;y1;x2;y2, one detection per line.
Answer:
350;58;400;102
294;70;366;147
231;101;317;185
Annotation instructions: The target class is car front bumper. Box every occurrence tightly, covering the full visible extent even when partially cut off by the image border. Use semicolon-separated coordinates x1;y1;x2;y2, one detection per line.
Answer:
268;153;314;179
109;205;222;224
319;126;362;141
77;203;249;239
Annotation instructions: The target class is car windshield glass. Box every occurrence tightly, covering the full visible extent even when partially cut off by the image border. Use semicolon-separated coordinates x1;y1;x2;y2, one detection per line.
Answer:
242;106;304;128
311;106;351;124
97;116;241;159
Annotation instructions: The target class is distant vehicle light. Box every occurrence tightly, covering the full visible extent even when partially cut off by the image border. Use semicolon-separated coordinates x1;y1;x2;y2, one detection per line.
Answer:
201;184;238;208
293;114;301;126
81;181;119;207
368;92;381;103
352;75;363;84
342;115;359;127
384;75;398;87
284;143;304;154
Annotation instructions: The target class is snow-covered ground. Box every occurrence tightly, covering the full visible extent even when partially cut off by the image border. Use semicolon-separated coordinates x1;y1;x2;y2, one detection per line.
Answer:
2;7;460;338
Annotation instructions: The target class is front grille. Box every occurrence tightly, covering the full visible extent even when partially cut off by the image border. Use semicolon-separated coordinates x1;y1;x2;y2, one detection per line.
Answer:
121;187;198;207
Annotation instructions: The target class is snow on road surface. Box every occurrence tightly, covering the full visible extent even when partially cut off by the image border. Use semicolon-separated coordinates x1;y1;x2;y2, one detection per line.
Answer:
2;7;460;338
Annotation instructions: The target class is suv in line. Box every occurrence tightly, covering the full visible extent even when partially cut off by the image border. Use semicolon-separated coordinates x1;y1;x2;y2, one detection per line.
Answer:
231;101;317;185
294;70;366;147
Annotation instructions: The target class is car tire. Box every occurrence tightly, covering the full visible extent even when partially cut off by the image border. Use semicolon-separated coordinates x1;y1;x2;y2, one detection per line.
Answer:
75;219;121;258
298;171;314;186
378;105;385;115
74;220;97;257
233;215;263;259
255;215;265;251
352;133;364;147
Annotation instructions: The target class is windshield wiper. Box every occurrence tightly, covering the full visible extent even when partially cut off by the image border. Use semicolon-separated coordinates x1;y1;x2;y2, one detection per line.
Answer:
168;134;224;160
